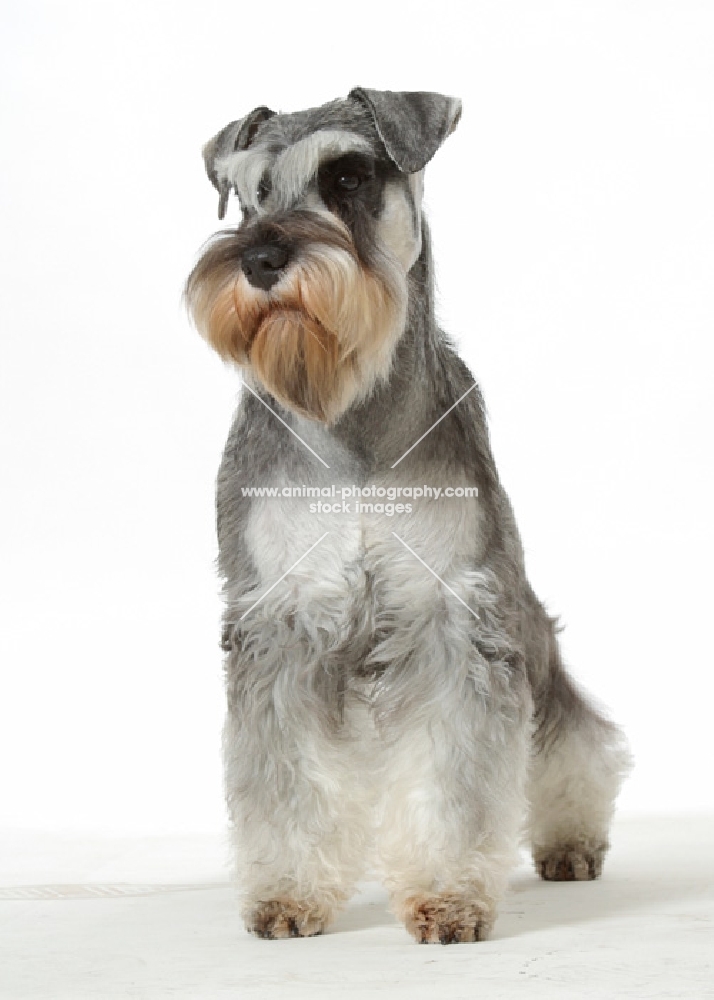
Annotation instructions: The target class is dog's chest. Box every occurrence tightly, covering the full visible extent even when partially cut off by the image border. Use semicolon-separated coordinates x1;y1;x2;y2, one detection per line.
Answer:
244;463;486;633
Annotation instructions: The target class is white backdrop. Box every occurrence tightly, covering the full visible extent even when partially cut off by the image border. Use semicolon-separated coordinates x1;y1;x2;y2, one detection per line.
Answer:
1;0;712;834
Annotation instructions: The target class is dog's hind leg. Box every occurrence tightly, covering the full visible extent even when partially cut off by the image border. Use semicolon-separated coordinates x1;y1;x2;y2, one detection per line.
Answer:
527;629;632;881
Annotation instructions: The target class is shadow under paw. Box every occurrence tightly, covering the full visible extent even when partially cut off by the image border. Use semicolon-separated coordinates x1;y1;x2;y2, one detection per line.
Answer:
246;898;329;939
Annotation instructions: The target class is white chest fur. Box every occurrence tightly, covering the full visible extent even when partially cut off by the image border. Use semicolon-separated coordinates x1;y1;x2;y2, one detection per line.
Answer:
242;466;485;638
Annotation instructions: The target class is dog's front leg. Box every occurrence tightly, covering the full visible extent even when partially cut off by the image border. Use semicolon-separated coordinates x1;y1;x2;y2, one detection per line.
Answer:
371;578;532;944
222;644;371;939
377;669;531;944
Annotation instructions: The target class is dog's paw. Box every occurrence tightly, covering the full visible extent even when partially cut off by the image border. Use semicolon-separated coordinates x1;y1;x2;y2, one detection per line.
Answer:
536;846;605;881
399;893;495;945
245;898;330;939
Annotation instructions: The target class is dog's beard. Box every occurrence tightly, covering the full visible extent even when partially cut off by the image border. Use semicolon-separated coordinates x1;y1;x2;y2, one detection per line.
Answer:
251;309;339;421
186;240;405;422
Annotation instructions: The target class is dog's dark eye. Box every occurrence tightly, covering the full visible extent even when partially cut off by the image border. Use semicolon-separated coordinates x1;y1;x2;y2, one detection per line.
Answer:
256;177;271;204
335;173;361;192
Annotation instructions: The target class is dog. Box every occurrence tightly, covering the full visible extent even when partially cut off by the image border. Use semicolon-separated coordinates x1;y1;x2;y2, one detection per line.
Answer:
185;88;631;944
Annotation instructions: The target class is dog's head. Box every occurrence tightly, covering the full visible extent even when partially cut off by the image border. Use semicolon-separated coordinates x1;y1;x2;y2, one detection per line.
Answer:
185;89;461;422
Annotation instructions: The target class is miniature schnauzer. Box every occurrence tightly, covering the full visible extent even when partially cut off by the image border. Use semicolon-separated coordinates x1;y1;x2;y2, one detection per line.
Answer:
186;88;631;944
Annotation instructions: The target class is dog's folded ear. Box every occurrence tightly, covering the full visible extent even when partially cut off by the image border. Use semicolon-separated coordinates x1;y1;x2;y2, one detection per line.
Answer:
349;88;462;174
202;106;276;219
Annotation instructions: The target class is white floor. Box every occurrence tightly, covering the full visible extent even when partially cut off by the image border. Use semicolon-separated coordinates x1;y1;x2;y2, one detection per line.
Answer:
1;816;712;999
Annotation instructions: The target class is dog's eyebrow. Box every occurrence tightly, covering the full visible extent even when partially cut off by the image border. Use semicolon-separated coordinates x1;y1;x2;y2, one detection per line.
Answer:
214;147;272;211
214;131;372;213
271;131;373;209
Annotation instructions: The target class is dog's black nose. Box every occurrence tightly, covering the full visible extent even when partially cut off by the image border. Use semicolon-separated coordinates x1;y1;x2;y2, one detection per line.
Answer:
241;244;290;291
